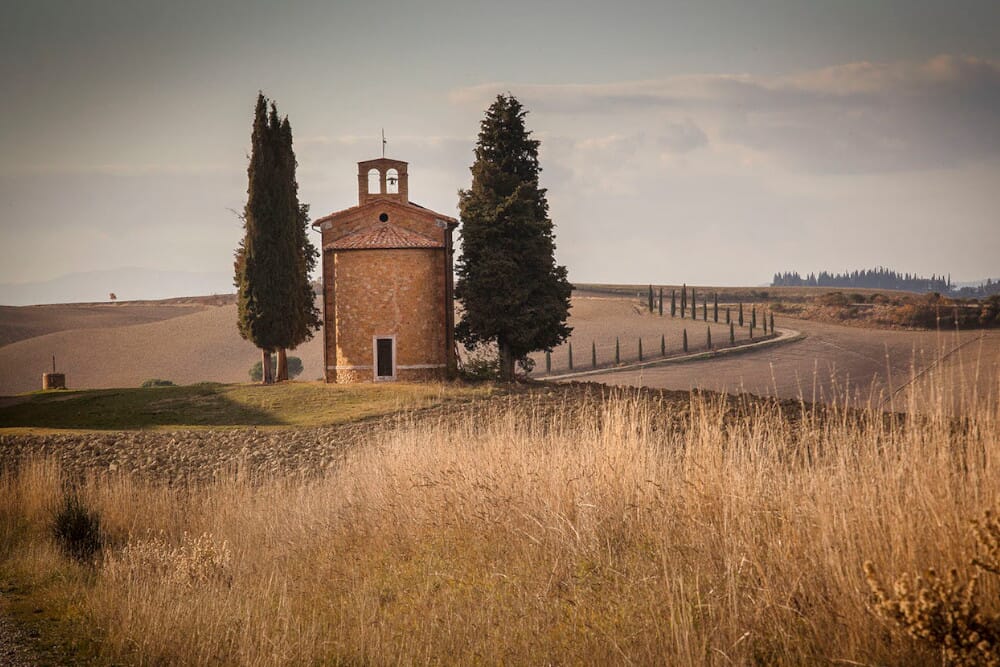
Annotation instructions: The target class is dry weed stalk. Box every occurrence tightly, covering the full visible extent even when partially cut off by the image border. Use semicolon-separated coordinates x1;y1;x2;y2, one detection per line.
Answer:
865;510;1000;666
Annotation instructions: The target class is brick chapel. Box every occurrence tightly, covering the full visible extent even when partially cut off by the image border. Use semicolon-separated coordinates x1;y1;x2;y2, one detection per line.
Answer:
311;158;458;382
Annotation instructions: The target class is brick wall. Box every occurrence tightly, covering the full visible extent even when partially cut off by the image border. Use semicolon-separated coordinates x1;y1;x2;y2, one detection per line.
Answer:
328;248;448;382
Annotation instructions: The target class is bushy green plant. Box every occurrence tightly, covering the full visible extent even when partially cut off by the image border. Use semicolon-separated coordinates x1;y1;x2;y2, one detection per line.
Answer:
141;378;175;388
250;355;303;382
52;492;102;563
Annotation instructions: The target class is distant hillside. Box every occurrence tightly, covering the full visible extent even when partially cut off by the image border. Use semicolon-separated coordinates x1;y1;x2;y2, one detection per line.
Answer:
0;267;234;306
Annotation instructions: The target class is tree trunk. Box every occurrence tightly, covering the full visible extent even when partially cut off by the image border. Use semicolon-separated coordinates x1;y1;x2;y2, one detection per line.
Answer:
276;348;288;382
261;349;274;384
498;341;515;382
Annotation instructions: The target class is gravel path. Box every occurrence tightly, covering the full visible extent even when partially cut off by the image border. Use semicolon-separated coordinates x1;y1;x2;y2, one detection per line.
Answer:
0;614;42;667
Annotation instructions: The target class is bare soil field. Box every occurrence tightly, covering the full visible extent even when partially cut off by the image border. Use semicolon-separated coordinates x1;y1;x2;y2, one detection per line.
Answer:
580;315;1000;408
0;304;324;395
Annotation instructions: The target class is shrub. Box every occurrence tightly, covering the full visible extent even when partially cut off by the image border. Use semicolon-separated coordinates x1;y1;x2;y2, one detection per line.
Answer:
249;355;303;382
460;348;500;381
865;509;1000;666
141;379;175;388
819;292;850;307
52;492;102;563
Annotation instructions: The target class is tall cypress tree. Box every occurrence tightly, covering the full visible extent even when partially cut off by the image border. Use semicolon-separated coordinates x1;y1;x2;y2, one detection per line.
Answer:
455;94;572;380
235;93;319;384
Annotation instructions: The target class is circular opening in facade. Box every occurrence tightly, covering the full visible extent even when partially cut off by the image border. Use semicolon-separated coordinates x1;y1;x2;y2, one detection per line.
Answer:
379;213;389;222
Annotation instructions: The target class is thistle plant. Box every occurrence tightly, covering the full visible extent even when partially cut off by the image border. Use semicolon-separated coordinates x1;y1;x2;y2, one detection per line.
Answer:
865;509;1000;667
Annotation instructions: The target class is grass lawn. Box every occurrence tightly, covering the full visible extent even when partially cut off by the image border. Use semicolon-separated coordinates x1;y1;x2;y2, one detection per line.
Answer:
0;381;494;431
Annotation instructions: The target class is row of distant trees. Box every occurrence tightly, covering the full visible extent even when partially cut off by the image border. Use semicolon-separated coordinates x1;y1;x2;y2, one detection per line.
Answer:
772;268;952;292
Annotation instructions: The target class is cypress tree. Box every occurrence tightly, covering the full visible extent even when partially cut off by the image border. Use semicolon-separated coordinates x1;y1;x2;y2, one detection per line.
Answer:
658;287;663;316
638;338;643;361
455;94;572;380
235;93;319;384
671;290;677;317
726;307;731;324
680;284;687;318
545;350;551;373
729;322;735;344
770;312;775;334
702;300;707;321
591;341;597;368
713;293;719;322
568;342;573;370
647;285;654;313
752;305;757;330
615;336;620;364
691;289;696;319
706;326;712;349
738;302;744;327
682;328;688;353
660;334;665;356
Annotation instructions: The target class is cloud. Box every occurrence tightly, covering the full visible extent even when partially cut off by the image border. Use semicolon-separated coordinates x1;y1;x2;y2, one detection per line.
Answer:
451;55;1000;173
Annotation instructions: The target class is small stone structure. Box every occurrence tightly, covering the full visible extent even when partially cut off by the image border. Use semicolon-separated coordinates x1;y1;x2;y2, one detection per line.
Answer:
42;373;66;390
312;157;459;383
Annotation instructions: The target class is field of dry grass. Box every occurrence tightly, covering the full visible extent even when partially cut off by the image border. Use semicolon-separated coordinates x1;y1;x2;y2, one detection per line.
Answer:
1;379;997;665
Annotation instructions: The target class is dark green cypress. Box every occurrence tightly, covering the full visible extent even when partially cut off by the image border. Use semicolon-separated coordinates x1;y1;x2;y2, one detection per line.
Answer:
752;306;757;330
702;300;707;321
729;322;735;344
591;341;597;368
739;302;744;327
615;336;620;364
545;350;551;373
691;289;696;319
671;290;677;317
235;93;318;384
706;326;712;349
713;293;719;322
658;287;663;316
648;285;654;313
726;307;731;324
638;338;643;361
680;284;687;318
770;311;775;334
660;334;665;356
455;94;572;380
682;329;688;353
568;342;573;370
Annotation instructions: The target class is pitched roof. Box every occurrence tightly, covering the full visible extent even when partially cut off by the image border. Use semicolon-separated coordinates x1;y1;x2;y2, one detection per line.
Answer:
313;199;458;228
326;222;443;251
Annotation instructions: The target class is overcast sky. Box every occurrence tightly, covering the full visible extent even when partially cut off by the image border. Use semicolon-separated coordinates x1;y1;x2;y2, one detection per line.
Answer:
1;0;998;297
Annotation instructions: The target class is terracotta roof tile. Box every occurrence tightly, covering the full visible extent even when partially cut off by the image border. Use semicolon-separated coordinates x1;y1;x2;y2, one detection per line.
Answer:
326;222;443;251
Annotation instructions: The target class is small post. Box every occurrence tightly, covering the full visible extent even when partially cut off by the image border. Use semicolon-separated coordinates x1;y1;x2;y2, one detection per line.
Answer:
682;329;688;353
568;342;573;370
615;337;620;364
591;341;597;368
638;338;643;361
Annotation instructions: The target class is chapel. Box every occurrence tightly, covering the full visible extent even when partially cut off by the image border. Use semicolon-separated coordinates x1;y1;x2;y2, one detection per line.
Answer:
312;158;458;382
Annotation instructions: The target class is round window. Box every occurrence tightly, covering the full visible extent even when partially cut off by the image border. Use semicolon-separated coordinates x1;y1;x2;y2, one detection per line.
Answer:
378;213;389;222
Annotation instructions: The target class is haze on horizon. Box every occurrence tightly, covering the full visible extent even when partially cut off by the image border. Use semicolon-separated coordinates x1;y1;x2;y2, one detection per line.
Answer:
2;0;998;304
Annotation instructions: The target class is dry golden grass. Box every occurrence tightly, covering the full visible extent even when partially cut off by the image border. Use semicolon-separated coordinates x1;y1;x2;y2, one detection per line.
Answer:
1;378;998;665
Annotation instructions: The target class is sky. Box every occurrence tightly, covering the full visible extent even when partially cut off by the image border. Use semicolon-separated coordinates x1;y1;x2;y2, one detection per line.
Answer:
1;0;998;301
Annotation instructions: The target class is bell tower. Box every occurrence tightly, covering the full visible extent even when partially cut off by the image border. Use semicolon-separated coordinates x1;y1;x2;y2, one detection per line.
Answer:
357;158;409;206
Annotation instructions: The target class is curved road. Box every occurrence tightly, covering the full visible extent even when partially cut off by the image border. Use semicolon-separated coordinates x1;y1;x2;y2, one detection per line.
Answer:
567;317;1000;408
